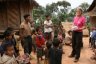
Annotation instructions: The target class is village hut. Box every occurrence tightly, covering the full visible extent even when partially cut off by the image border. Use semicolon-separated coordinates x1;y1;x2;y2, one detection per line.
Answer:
86;0;96;27
0;0;39;31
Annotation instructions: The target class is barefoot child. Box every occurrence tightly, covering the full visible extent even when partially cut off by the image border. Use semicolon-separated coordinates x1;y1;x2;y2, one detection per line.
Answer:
36;27;45;64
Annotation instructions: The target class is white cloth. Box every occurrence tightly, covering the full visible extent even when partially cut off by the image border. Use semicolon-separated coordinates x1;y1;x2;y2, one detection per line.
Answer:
71;25;78;31
44;20;53;33
0;54;17;64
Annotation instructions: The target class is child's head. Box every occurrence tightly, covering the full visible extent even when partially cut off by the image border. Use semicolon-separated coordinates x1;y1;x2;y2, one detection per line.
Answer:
46;15;51;21
3;30;13;40
68;30;72;36
46;41;52;49
53;38;60;48
58;31;62;34
6;27;14;35
36;26;42;35
32;29;36;35
4;43;14;56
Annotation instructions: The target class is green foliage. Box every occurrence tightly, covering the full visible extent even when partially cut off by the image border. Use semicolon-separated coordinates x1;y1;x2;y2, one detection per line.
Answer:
32;1;90;23
79;2;90;12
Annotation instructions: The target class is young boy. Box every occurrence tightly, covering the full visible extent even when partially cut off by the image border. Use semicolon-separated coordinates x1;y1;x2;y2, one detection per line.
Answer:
0;43;18;64
65;30;72;46
32;29;37;53
49;38;63;64
36;27;45;64
44;15;53;41
44;41;52;64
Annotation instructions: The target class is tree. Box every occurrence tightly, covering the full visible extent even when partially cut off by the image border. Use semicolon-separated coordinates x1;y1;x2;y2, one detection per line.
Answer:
32;6;45;20
79;2;90;12
57;1;71;13
33;0;71;23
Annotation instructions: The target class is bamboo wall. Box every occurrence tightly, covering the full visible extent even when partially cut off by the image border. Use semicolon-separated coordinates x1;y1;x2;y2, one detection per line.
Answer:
0;1;34;30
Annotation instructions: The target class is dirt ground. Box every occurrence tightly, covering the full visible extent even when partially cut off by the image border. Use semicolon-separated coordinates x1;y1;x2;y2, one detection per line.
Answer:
0;37;96;64
0;22;96;64
18;37;96;64
62;37;96;64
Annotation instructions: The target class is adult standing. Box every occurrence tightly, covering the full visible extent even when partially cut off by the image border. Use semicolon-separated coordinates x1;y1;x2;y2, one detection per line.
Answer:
44;15;53;41
20;14;32;55
69;7;86;62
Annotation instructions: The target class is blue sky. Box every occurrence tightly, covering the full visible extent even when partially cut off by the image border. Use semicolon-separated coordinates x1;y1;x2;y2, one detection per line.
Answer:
35;0;93;9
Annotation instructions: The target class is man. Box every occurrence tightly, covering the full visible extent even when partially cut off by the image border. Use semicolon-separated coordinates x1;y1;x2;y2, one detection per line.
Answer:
20;14;32;55
44;15;53;41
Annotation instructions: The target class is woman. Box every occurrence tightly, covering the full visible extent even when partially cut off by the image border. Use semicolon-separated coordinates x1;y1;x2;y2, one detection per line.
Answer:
69;7;86;62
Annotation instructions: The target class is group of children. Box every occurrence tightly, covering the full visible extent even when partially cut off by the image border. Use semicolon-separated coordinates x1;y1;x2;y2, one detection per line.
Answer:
0;24;67;64
0;13;75;64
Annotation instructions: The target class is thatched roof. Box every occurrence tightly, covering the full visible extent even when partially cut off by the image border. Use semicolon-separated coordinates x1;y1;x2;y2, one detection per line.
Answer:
0;0;39;7
86;0;96;16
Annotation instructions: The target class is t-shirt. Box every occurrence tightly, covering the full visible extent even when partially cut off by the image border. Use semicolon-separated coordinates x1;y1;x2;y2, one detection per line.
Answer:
44;20;53;33
1;54;17;64
36;35;45;48
20;21;32;37
49;47;62;64
73;16;86;32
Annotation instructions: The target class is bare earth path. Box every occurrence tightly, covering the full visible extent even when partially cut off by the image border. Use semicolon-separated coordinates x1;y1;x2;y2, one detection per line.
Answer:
0;37;96;64
62;37;96;64
19;37;96;64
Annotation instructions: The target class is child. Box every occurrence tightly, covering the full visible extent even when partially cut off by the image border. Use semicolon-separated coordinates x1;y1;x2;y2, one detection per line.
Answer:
0;43;18;64
36;27;45;64
57;31;65;54
44;41;52;64
1;29;14;50
49;38;63;64
1;28;19;57
32;29;37;53
57;31;63;43
64;30;72;46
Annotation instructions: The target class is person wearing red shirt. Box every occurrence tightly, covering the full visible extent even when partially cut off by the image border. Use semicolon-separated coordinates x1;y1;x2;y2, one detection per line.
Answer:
35;27;45;64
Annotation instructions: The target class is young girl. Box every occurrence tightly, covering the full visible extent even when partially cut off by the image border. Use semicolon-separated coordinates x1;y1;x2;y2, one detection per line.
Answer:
36;27;45;64
57;30;65;54
0;43;18;64
57;31;63;43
